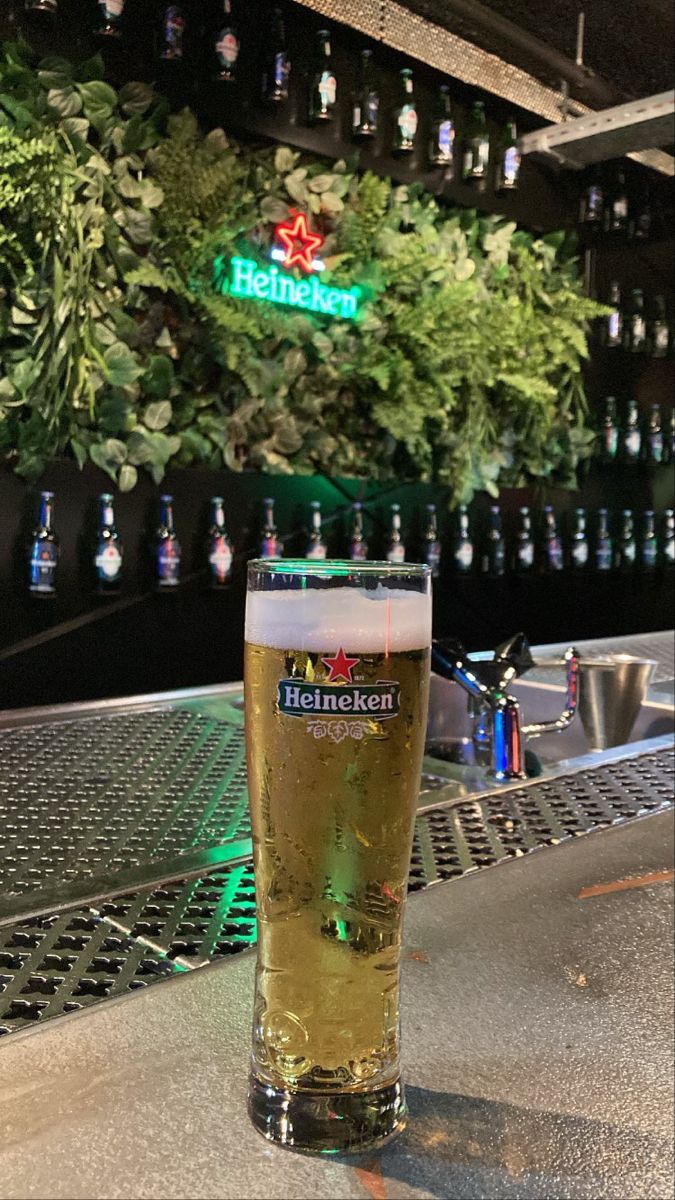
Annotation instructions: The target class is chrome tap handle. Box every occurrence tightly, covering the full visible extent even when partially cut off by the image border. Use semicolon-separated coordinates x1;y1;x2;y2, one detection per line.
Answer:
521;646;580;739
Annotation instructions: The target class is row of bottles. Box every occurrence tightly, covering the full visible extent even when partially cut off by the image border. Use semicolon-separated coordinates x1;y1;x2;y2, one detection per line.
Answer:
27;493;675;597
579;163;663;241
599;284;672;357
22;3;521;188
596;400;675;465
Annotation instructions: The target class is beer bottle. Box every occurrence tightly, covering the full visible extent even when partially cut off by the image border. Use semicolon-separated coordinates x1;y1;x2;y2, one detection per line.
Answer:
650;295;670;359
579;171;604;227
646;403;664;464
617;509;637;572
352;49;379;138
570;508;589;571
429;85;455;170
496;120;520;191
309;29;337;123
626;288;647;353
595;508;613;572
349;502;369;561
662;509;675;569
156;495;181;589
214;0;240;84
452;505;474;574
641;510;658;572
159;4;186;62
623;399;642;462
604;281;623;348
260;497;283;560
600;396;619;461
633;185;653;240
95;493;123;594
96;0;125;37
29;490;59;598
514;506;535;573
483;504;506;577
386;504;406;564
423;504;442;578
667;408;675;464
306;501;328;560
207;496;233;587
262;6;291;103
541;505;564;573
462;100;490;187
604;166;629;236
393;68;418;155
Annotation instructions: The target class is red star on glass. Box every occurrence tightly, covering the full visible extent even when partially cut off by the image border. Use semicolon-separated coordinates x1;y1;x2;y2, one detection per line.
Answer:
322;647;360;684
276;213;324;273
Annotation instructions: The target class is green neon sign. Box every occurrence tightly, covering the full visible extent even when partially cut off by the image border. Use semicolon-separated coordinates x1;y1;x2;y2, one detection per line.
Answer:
213;256;362;322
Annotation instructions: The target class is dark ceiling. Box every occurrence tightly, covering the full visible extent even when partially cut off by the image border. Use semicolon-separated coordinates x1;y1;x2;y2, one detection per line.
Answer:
401;0;675;100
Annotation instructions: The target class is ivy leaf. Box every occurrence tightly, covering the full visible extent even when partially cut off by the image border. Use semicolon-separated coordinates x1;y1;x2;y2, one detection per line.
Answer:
119;81;155;115
320;192;344;216
143;400;172;430
47;87;83;117
126;429;155;465
62;116;90;141
309;174;337;193
143;356;175;399
77;80;117;112
104;342;143;387
123;208;154;244
118;464;138;491
275;146;297;173
260;196;290;223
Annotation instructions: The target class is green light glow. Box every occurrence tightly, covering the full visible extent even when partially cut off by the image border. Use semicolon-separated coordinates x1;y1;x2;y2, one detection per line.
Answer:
213;256;361;322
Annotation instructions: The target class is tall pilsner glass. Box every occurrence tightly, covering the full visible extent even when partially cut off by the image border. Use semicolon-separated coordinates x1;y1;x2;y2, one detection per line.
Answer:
245;560;432;1153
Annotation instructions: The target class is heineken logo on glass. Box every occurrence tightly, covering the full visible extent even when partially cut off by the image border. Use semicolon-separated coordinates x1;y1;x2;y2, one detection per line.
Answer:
277;648;401;732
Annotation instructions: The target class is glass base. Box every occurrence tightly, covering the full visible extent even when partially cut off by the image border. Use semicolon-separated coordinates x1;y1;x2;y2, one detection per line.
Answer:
248;1073;407;1155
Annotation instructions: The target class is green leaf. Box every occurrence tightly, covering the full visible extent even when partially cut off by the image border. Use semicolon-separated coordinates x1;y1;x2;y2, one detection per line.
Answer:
118;463;138;491
104;343;143;387
260;196;290;223
275;146;297;174
77;80;117;113
142;356;175;399
143;400;172;430
119;81;155;115
47;87;83;117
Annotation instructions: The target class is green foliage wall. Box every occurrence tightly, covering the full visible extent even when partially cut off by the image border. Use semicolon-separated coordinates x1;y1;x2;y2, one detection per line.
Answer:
0;42;606;503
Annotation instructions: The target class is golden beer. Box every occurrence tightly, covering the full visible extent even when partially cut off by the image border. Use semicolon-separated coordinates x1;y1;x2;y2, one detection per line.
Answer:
245;565;431;1153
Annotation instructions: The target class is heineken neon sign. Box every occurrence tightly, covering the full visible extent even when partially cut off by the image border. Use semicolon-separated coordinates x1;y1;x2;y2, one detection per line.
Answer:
212;213;363;322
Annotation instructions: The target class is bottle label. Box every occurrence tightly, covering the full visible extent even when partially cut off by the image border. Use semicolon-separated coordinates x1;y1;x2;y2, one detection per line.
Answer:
163;6;185;56
426;542;442;574
261;537;281;560
654;325;670;352
30;542;58;592
596;545;613;571
455;543;473;570
387;545;406;564
350;542;368;561
607;312;622;344
517;544;534;569
665;539;675;564
209;538;233;582
272;52;290;92
632;317;646;345
491;546;506;574
100;0;124;19
398;105;418;141
572;543;589;567
502;146;520;186
625;430;641;458
548;541;564;571
586;186;603;219
216;29;239;68
318;71;336;108
603;428;618;457
96;543;122;582
465;139;489;177
365;93;379;127
158;543;181;585
306;544;328;561
613;198;628;222
643;542;658;568
649;433;664;463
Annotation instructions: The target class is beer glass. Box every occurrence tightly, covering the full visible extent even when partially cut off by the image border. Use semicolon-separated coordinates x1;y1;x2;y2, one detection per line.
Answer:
245;560;432;1154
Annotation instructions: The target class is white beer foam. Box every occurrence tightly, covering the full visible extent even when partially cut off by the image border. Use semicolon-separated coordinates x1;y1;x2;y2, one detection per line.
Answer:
246;586;432;653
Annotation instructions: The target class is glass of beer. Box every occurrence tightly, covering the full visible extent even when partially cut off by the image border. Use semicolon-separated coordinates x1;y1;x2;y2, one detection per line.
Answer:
245;560;432;1154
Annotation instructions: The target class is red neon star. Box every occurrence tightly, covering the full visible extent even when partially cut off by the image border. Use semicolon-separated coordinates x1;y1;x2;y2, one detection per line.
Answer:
276;213;324;273
322;647;360;684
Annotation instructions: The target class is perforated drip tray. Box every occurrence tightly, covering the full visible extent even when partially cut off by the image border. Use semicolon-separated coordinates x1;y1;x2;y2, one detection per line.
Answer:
0;690;673;1041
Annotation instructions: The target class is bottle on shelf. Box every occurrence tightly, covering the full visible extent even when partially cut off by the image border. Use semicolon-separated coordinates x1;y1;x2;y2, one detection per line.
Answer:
514;506;535;574
604;281;623;349
214;1;240;84
29;490;59;598
650;295;671;358
541;505;564;573
97;0;125;38
483;504;506;577
623;399;642;462
663;509;675;568
306;501;328;560
159;5;186;61
625;288;647;353
428;84;455;170
423;504;442;578
569;508;589;571
393;68;418;155
260;497;283;560
579;172;604;227
95;493;123;594
452;505;474;574
604;166;629;236
667;409;675;464
599;396;619;461
595;508;613;573
309;28;337;123
641;510;658;572
262;6;291;104
646;403;664;464
496;121;520;192
352;49;379;138
616;509;637;572
156;495;181;589
463;100;490;188
349;502;369;561
25;0;58;13
207;496;233;587
633;186;653;240
386;504;406;564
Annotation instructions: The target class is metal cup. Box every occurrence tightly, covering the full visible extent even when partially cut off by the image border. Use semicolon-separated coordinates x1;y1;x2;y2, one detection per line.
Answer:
578;656;657;751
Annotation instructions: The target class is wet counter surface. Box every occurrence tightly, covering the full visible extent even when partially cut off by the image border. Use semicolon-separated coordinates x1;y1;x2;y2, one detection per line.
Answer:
1;809;673;1200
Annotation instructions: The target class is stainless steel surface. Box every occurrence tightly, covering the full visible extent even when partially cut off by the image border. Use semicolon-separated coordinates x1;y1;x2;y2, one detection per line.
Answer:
528;630;675;688
520;90;675;169
578;655;658;752
0;809;672;1199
